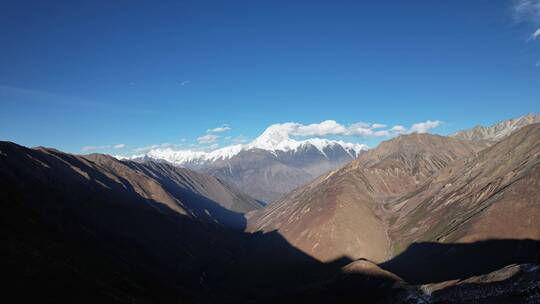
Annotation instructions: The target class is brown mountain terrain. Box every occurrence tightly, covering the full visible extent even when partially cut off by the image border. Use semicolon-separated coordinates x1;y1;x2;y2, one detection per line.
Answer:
247;133;489;262
388;123;540;253
0;122;540;303
248;123;540;300
4;140;491;303
2;122;540;303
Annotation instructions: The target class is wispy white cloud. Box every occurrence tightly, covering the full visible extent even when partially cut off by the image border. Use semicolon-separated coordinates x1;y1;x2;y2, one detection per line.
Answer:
390;125;406;132
180;80;191;86
409;120;442;133
207;125;231;133
514;0;540;24
261;119;441;139
225;135;248;144
0;85;158;115
530;28;540;40
514;0;540;42
82;143;126;152
133;143;181;153
197;134;219;144
82;145;109;152
293;120;348;136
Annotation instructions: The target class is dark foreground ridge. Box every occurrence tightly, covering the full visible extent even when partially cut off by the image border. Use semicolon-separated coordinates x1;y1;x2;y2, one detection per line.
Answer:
380;239;540;284
1;140;539;303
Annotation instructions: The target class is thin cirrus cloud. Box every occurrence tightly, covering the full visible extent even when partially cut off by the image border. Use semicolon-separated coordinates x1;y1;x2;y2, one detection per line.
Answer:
514;0;540;24
512;1;540;65
530;28;540;40
207;125;231;133
82;144;126;152
513;0;540;39
371;123;387;129
0;85;158;115
196;134;219;144
133;143;181;153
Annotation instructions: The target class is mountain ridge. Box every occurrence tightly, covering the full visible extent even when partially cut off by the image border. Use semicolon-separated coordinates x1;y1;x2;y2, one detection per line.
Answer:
451;112;540;141
2;121;540;303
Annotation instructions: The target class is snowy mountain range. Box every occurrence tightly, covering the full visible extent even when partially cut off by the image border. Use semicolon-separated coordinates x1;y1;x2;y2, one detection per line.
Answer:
117;113;539;202
126;128;366;168
122;124;367;202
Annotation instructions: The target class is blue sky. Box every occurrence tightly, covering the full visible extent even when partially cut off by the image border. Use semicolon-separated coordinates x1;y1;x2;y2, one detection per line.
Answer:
1;0;539;154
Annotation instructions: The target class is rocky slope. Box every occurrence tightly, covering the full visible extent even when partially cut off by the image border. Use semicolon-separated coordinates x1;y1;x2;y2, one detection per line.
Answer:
388;123;540;254
451;112;540;141
247;133;488;262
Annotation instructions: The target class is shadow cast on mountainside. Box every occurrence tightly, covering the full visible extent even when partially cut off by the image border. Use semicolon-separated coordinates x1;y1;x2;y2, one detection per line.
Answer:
2;141;540;303
379;239;540;284
123;160;248;230
0;142;357;302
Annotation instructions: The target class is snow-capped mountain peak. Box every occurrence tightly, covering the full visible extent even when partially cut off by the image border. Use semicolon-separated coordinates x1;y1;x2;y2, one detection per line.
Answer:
246;123;366;157
119;124;368;167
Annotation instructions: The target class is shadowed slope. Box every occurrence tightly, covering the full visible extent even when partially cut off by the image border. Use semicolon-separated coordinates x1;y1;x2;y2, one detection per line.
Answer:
122;160;263;217
0;141;323;302
380;239;540;284
1;139;540;303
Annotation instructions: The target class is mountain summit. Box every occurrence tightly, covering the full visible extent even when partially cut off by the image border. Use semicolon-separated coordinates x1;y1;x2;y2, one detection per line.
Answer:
125;124;367;202
128;124;366;167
